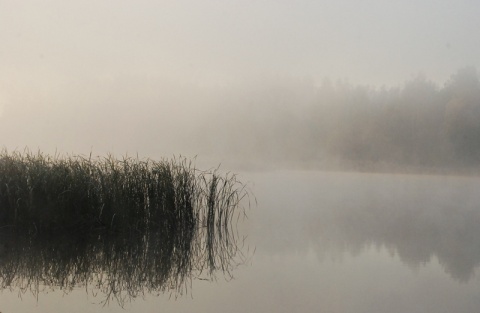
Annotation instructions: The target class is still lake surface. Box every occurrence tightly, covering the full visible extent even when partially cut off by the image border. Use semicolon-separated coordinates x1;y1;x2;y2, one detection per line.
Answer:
2;170;480;312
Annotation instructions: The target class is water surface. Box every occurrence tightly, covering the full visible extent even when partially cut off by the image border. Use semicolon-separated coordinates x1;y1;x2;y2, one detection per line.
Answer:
2;171;480;312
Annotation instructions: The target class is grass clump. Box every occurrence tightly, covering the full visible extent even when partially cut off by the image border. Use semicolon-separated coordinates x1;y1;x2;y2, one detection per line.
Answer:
0;149;253;303
0;149;249;236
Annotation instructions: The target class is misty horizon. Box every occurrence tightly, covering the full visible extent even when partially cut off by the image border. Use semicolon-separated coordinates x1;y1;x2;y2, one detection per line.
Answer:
1;66;479;174
3;1;480;174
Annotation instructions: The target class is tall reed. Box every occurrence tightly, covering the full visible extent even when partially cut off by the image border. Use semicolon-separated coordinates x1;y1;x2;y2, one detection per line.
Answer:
0;149;249;237
0;149;253;303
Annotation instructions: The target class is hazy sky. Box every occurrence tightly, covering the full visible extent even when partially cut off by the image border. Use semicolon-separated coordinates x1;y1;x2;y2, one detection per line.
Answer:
3;0;480;85
1;0;480;158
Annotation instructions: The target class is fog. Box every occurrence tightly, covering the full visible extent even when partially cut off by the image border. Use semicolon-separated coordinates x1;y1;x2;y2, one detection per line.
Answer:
199;68;480;172
4;3;480;312
2;67;480;173
2;1;480;172
249;171;480;282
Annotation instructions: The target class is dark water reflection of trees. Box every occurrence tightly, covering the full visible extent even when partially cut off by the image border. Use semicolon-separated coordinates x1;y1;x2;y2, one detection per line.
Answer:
255;172;480;283
303;175;480;282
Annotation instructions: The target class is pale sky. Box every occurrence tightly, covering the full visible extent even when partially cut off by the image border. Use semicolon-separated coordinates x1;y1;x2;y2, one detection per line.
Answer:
1;0;480;158
2;0;479;86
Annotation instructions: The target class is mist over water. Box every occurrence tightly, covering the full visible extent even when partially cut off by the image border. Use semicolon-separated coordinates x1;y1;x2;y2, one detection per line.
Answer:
199;67;480;172
251;171;480;282
2;67;480;173
2;1;480;312
2;1;480;172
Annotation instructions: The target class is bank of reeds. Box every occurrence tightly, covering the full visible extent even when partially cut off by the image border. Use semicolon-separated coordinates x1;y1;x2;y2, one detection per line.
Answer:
0;149;252;304
0;149;249;235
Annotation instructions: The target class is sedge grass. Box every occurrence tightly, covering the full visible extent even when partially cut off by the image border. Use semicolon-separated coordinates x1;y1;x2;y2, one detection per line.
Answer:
0;149;249;236
0;149;253;304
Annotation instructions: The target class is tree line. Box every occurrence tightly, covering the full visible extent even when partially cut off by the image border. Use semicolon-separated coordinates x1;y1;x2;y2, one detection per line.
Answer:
203;67;480;172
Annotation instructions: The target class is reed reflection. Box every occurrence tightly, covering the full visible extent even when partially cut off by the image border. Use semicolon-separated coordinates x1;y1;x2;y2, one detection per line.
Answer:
0;221;246;306
0;151;251;306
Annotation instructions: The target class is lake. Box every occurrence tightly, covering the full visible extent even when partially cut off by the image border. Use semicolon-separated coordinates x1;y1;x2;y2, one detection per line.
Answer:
2;170;480;312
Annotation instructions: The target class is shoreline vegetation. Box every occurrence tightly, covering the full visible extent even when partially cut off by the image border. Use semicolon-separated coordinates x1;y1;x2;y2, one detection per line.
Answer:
201;67;480;177
0;149;252;304
0;149;250;234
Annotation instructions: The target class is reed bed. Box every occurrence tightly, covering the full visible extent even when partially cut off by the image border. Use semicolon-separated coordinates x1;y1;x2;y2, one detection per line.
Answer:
0;149;248;235
0;149;252;304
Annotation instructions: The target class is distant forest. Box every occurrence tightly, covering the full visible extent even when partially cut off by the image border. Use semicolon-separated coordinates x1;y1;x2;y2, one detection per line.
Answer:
203;67;480;173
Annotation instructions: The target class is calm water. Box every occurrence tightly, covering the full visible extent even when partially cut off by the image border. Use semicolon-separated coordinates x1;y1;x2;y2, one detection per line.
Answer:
2;171;480;312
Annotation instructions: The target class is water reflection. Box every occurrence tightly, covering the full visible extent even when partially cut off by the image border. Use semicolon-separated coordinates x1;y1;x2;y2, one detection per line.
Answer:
0;222;245;306
252;172;480;283
301;174;480;282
